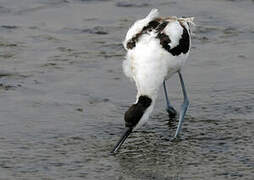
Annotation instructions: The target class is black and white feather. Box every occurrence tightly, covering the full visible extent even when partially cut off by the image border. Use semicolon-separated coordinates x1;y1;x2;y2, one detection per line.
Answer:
122;9;194;127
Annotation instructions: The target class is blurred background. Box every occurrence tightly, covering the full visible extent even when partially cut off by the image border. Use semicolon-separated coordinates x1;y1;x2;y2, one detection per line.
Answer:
0;0;253;179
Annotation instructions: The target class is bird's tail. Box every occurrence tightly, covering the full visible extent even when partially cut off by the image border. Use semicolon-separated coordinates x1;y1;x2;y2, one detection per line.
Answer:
146;8;159;20
123;9;160;50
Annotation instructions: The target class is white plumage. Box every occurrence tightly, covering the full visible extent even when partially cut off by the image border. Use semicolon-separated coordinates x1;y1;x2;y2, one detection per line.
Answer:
122;9;194;127
111;9;194;153
123;9;159;50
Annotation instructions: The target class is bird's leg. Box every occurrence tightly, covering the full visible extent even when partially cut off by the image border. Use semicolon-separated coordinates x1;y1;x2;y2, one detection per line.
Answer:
174;71;190;138
163;80;177;117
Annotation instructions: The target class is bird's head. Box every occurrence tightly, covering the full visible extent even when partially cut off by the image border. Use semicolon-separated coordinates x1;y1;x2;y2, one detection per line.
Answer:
111;95;152;154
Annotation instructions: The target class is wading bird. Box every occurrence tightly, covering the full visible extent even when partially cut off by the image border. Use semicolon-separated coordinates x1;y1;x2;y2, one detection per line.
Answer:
112;9;194;153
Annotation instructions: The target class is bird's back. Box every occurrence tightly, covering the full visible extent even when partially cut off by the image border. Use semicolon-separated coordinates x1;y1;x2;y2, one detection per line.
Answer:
123;9;194;98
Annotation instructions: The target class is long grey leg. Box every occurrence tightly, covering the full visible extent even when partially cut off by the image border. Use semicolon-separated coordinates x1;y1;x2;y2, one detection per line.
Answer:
174;71;190;138
163;80;177;117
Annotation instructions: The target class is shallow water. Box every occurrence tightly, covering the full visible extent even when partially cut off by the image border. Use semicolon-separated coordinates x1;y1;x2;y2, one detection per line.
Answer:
0;0;254;179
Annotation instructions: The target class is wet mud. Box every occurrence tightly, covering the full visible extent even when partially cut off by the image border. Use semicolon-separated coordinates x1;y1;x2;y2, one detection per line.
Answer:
0;0;253;179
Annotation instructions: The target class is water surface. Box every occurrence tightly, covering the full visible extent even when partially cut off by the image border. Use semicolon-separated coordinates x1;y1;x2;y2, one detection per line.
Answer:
0;0;253;179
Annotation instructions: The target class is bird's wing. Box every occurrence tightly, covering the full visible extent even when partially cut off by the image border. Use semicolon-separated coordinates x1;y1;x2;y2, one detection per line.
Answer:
162;21;184;49
123;9;159;50
159;18;194;56
161;17;194;48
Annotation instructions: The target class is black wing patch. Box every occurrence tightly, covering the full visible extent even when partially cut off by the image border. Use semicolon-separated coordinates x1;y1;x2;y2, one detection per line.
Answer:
157;33;171;52
126;20;190;56
143;20;160;31
127;20;160;50
156;22;168;32
168;24;190;56
157;23;190;56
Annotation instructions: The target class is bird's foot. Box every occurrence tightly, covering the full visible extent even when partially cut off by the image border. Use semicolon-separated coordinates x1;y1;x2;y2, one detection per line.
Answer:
166;106;177;118
171;135;182;142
